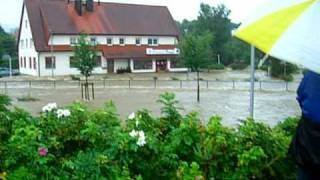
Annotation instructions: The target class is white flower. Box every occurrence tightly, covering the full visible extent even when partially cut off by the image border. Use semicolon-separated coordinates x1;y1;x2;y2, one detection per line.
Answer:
137;131;146;147
42;103;57;112
138;131;145;138
56;109;71;118
128;112;136;120
129;130;138;137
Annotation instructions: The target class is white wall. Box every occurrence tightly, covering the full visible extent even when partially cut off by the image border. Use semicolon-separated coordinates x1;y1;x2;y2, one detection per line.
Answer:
167;59;188;72
39;52;107;76
49;35;178;46
18;5;39;76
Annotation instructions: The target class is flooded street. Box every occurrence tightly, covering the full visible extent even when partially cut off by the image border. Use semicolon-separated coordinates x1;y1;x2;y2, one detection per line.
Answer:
6;88;300;126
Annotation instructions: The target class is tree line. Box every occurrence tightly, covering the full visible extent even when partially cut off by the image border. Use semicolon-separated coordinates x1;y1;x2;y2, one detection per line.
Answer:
0;26;17;68
177;3;298;80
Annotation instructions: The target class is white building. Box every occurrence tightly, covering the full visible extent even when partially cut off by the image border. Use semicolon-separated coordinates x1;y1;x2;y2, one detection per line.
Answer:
18;0;186;77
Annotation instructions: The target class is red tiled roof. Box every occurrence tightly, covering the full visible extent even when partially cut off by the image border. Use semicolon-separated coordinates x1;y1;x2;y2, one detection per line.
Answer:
19;0;181;52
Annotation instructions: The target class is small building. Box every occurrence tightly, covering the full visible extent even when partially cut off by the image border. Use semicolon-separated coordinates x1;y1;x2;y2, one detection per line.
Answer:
18;0;186;76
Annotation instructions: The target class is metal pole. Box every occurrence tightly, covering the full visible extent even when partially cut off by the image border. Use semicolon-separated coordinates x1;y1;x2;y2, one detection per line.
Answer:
250;45;255;118
9;56;12;78
50;31;54;78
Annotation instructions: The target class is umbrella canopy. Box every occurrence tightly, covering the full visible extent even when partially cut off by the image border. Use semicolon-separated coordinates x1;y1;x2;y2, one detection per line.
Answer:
234;0;320;73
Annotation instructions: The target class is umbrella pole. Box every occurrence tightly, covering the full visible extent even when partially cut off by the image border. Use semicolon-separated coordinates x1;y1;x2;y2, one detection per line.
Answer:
250;45;255;118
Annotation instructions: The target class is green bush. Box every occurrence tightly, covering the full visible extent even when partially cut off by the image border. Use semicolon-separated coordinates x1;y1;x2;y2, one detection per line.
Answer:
270;58;298;81
207;64;225;70
17;95;39;102
230;62;248;70
280;74;294;82
0;93;299;179
70;75;81;81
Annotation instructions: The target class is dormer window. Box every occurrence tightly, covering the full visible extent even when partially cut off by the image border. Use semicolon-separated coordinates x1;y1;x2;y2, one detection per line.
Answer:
153;38;158;45
135;37;141;46
107;37;113;46
25;20;28;29
148;38;158;46
70;37;78;45
119;37;125;46
26;39;29;48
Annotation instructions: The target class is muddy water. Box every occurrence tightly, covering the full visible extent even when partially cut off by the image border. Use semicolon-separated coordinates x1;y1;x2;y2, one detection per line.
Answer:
5;88;300;127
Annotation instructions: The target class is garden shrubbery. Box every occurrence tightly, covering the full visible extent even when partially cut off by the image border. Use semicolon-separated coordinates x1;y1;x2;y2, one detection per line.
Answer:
0;93;298;179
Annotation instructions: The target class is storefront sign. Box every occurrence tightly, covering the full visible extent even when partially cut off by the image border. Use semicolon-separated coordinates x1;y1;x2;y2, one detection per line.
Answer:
146;48;180;55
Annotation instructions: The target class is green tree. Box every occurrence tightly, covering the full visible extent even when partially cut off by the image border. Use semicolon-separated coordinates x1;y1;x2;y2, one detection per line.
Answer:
73;34;98;100
180;33;213;102
0;26;17;68
177;4;252;67
197;4;233;65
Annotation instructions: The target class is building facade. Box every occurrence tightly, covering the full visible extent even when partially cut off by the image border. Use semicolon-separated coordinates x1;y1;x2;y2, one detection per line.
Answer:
18;0;186;77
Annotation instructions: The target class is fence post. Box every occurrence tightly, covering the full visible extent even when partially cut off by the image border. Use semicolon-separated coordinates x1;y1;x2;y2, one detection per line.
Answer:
29;81;32;89
92;83;95;99
129;80;131;89
180;80;182;89
103;79;106;89
154;79;157;89
259;81;262;91
206;80;209;89
53;80;56;89
285;81;289;91
232;80;235;90
4;81;7;94
81;83;83;99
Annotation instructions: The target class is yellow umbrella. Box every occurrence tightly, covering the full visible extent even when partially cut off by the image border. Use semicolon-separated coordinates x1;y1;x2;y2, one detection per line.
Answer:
233;0;320;117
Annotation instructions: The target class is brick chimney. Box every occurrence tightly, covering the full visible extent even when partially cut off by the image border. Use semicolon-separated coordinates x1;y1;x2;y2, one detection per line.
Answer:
74;0;94;15
74;0;82;16
86;0;94;12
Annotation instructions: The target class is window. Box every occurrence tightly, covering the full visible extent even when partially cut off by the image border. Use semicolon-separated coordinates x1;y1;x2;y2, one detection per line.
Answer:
26;39;28;48
21;40;24;48
153;38;158;45
30;39;33;48
24;57;26;68
70;37;77;45
106;37;113;46
45;57;56;69
29;57;32;69
94;56;102;67
90;37;97;45
148;38;158;46
133;60;153;70
69;56;77;68
20;57;23;68
25;20;28;29
136;37;141;46
33;58;37;70
119;38;125;46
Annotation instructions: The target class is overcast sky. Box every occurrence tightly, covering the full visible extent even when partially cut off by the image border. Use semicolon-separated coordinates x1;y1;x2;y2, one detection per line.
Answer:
0;0;268;31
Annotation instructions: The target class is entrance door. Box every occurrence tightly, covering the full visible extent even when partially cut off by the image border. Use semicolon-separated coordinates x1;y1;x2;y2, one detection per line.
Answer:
156;60;167;72
107;59;114;73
